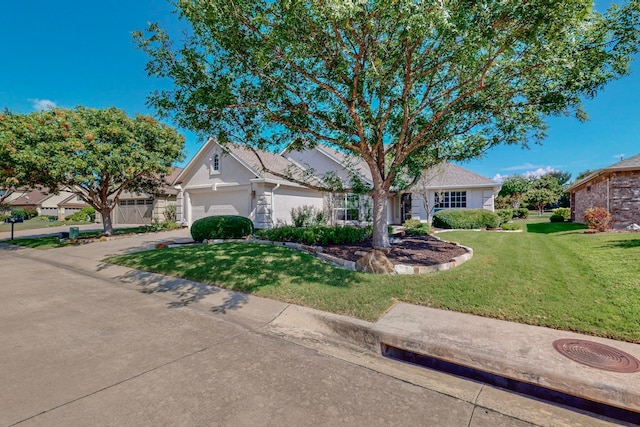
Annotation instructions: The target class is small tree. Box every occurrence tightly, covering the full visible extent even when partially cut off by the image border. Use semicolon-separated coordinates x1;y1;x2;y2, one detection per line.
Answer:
526;188;557;216
0;107;184;235
498;176;532;209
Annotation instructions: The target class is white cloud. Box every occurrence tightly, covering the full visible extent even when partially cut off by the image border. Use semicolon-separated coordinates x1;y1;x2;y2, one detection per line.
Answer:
29;98;57;111
501;162;542;172
522;166;557;178
492;173;505;182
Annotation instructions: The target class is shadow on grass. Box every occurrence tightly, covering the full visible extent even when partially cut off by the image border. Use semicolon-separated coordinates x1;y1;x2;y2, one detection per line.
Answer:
526;222;587;234
106;243;357;309
602;239;640;249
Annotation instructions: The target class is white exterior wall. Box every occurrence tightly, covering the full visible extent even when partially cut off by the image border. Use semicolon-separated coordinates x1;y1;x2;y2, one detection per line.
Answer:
272;186;324;225
285;148;355;185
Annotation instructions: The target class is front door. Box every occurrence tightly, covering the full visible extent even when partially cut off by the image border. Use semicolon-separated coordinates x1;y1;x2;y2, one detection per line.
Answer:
401;193;412;223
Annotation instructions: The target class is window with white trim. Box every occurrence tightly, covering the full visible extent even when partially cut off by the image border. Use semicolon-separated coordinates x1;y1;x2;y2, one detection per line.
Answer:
213;154;219;171
435;191;467;209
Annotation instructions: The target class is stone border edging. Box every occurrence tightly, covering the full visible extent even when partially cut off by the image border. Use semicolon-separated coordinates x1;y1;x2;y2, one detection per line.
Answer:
203;236;473;275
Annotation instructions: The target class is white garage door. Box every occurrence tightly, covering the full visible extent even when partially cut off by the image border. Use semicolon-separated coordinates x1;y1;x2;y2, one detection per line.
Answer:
190;191;250;223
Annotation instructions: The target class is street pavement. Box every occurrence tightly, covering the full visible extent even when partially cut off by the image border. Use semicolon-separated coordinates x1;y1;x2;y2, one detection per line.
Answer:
0;229;633;426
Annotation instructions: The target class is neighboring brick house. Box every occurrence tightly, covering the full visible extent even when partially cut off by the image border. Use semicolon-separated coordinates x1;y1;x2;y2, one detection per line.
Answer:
565;154;640;229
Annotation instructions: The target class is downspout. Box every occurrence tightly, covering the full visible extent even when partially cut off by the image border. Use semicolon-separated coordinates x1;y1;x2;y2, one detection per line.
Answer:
271;183;281;226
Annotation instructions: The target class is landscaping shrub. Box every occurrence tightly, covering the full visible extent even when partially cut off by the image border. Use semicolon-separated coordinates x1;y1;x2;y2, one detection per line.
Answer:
496;209;514;225
552;207;571;221
66;207;96;222
403;219;431;235
191;215;254;241
432;209;501;229
164;203;177;223
255;225;371;245
500;222;521;231
584;207;611;232
549;214;565;222
290;205;327;227
515;208;529;219
11;207;38;220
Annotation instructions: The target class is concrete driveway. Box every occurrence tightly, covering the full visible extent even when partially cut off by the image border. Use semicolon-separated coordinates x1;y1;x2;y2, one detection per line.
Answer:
0;233;620;426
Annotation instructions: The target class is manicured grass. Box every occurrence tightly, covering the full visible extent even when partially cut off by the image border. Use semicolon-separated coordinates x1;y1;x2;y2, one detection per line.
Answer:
106;220;640;343
0;218;91;233
4;226;163;249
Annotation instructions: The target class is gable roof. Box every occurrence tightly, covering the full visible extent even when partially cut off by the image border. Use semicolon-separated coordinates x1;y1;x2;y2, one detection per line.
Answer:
174;138;313;187
414;162;499;190
565;153;640;193
313;145;374;183
9;188;50;206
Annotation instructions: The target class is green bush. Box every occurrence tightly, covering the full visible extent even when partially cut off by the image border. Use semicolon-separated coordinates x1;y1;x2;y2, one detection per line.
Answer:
403;219;431;235
496;209;514;225
549;214;565;222
552;207;571;221
290;205;327;227
255;225;371;245
500;222;521;231
11;207;38;220
164;203;177;223
30;215;55;222
66;207;96;222
515;208;529;219
191;215;254;242
432;209;501;229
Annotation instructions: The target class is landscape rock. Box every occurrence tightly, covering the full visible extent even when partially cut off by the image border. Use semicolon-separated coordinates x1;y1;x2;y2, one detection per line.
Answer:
626;223;640;231
355;249;395;274
155;243;169;249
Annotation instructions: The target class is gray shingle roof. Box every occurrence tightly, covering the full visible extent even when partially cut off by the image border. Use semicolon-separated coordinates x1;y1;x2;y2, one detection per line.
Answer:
607;153;640;170
416;162;499;189
227;143;315;185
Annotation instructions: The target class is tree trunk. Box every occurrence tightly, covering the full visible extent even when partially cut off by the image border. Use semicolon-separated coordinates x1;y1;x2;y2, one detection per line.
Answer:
371;186;390;249
101;208;114;236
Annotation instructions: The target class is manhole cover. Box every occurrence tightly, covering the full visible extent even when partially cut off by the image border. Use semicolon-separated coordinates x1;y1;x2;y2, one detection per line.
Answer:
553;339;640;373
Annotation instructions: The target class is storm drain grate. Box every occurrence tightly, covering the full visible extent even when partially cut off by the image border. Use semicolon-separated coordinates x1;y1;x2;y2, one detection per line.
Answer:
552;339;640;373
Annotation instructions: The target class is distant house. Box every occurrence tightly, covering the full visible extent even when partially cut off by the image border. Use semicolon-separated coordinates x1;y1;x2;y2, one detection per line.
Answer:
1;188;91;219
175;139;500;228
565;154;640;229
107;167;183;225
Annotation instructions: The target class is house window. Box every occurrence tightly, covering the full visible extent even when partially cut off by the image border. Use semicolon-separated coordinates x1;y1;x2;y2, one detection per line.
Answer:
435;191;467;209
334;193;361;222
213;154;220;172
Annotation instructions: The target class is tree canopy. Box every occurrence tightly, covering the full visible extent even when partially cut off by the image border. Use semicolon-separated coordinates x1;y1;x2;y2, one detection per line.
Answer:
0;107;184;234
136;0;640;248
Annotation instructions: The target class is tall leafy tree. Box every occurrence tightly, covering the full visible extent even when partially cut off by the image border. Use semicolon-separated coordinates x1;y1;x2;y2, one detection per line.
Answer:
135;0;640;248
0;107;184;235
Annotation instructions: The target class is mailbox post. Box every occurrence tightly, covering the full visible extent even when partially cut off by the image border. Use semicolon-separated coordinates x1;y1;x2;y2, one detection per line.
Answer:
3;217;24;240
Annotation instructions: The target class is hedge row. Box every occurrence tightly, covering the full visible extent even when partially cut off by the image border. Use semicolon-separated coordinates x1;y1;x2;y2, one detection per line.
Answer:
255;225;371;245
432;209;501;229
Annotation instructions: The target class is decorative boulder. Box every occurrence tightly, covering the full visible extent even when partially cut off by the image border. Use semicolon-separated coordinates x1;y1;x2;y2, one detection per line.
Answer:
155;243;169;249
355;249;395;274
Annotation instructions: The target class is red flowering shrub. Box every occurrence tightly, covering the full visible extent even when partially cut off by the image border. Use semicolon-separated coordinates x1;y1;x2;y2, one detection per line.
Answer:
583;207;611;232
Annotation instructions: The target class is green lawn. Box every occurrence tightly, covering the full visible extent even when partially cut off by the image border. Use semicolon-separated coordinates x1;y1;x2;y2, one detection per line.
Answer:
4;226;163;249
0;218;92;233
106;219;640;343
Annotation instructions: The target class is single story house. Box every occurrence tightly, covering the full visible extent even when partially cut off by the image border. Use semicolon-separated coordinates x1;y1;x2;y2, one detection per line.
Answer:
177;138;501;228
1;188;91;219
565;153;640;229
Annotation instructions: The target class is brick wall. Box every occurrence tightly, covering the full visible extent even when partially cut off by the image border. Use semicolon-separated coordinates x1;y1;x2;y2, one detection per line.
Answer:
572;176;609;225
571;171;640;229
610;171;640;229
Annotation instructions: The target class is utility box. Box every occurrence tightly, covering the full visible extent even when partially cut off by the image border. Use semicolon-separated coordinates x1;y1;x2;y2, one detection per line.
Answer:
69;227;80;239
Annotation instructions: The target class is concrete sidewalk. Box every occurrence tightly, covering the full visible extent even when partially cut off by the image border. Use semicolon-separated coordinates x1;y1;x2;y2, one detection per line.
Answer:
2;230;638;425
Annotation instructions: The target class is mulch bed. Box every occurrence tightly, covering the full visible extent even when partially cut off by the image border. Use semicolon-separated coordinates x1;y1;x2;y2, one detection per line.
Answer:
321;235;469;267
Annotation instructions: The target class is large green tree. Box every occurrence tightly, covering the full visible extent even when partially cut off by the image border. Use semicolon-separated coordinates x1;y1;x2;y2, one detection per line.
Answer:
135;0;640;248
0;107;184;235
498;175;531;208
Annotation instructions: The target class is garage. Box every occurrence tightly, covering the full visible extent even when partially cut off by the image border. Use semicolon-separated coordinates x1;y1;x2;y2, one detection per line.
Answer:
114;199;154;224
189;190;250;223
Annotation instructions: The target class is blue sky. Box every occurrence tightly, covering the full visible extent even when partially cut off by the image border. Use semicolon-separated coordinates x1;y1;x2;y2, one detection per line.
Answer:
2;1;638;182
